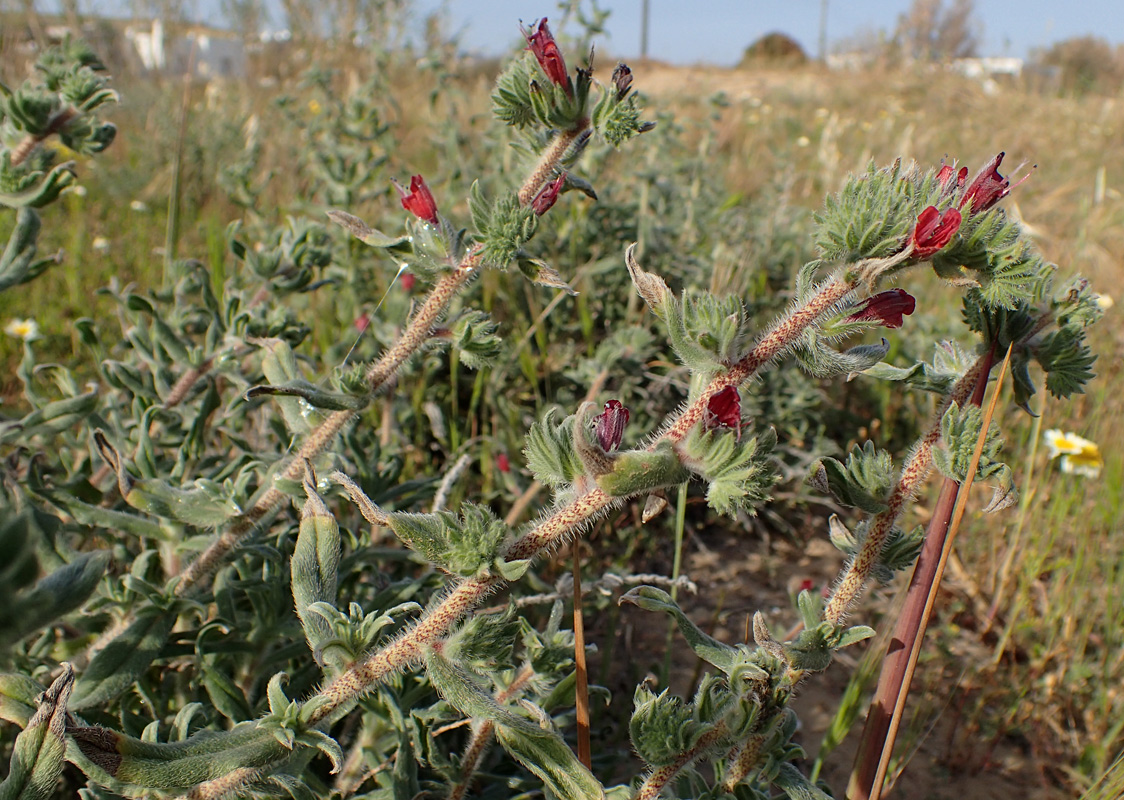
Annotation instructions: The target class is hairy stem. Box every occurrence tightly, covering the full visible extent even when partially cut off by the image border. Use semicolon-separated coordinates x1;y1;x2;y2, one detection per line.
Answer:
822;351;991;625
633;722;729;800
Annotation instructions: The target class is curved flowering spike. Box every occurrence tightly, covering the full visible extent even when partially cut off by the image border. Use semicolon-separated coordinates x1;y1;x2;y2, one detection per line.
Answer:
705;386;742;441
522;18;571;96
912;206;962;259
395;175;439;225
594;399;629;452
531;172;566;216
846;288;916;329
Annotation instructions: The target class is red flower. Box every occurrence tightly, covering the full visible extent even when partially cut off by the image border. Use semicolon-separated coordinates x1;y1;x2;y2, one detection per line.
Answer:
400;271;416;292
846;288;917;329
531;172;566;216
912;205;962;259
496;452;511;473
593;399;629;452
936;164;968;190
354;313;371;332
396;175;439;225
958;152;1032;215
522;18;571;95
705;386;742;440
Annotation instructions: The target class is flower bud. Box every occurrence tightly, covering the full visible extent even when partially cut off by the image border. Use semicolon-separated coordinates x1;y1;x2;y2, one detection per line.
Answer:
395;175;439;225
522;18;571;96
531;172;566;216
846;288;916;329
705;386;742;440
594;399;629;452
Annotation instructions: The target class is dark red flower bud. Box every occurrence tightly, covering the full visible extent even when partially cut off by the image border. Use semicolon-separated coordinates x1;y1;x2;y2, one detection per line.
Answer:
396;175;439;225
612;63;633;101
522;18;571;96
846;288;917;329
496;452;511;473
400;271;416;291
354;314;371;332
799;578;815;593
593;399;629;452
705;386;742;440
912;205;962;259
531;172;566;216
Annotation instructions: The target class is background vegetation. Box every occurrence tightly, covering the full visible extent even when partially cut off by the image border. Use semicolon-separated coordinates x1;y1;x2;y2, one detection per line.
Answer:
0;0;1121;797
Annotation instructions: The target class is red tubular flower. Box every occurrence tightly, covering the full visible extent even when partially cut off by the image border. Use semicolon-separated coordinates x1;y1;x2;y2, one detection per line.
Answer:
936;164;968;190
400;271;416;291
532;172;566;216
912;205;962;259
522;18;571;95
958;152;1032;214
705;386;742;440
496;453;511;473
593;399;629;452
396;175;439;225
846;288;917;329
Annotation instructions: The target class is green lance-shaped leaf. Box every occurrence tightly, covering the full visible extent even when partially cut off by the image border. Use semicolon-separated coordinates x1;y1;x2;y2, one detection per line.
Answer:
619;587;738;673
679;425;778;517
125;477;242;527
244;380;371;412
385;503;511;578
524;408;584;488
0;674;45;728
442;310;503;370
0;207;46;293
425;646;604;800
0;161;78;209
68;720;290;792
774;762;833;800
291;482;341;664
807;441;895;515
0;664;73;800
0;551;110;648
326;209;409;249
933;402;1017;513
0;387;98;444
595;441;691;498
255;337;313;435
70;607;176;710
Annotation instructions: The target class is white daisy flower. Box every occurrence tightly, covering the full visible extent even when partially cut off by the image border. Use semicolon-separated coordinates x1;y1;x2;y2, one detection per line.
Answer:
1044;429;1103;479
4;318;40;341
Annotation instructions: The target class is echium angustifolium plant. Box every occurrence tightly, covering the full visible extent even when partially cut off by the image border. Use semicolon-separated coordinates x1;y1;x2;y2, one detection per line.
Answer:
0;20;1105;800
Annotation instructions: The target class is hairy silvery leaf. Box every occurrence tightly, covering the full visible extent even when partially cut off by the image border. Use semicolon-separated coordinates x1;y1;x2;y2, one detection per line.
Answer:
0;387;98;444
0;550;109;649
442;607;520;673
292;487;341;664
774;762;834;800
807;441;894;514
69;720;289;792
70;608;176;710
594;441;691;499
934;402;1017;512
385;504;510;578
814;160;920;263
515;253;577;295
245;380;371;411
679;425;778;517
426;646;604;800
445;310;503;369
255;337;313;435
0;665;72;800
859;339;974;394
662;289;752;376
326;208;409;249
124;477;242;527
524;409;584;488
619;587;737;673
0;674;44;728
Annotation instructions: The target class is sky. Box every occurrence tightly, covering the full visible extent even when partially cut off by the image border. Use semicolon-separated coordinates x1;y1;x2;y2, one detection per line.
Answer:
404;0;1124;65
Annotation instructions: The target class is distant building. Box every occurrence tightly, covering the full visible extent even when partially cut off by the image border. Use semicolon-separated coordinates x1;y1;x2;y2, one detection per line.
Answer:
124;19;246;79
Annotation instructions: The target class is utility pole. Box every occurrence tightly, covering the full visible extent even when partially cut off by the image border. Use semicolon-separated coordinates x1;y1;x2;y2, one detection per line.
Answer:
640;0;649;59
818;0;828;61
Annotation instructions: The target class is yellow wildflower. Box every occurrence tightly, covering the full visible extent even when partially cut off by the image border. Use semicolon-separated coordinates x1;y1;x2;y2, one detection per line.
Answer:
1044;429;1103;478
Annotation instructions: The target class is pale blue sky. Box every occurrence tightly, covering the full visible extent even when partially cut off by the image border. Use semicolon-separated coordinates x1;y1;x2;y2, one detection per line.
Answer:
410;1;1123;65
